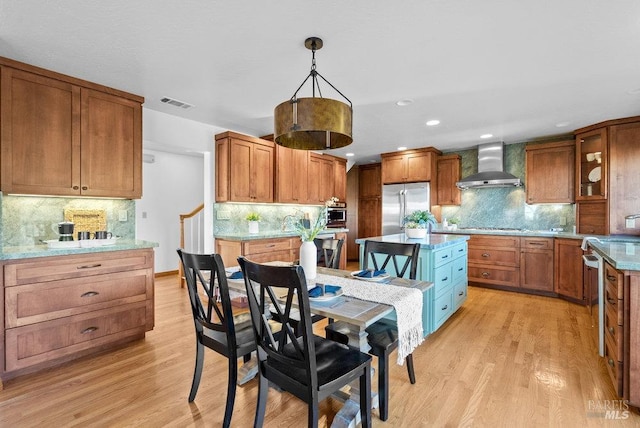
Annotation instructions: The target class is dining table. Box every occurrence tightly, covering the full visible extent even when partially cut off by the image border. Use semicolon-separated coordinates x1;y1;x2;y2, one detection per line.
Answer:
226;264;433;428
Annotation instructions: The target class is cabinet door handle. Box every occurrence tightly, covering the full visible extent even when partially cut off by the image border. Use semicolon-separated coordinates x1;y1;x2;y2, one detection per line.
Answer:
81;326;98;334
607;297;616;305
482;272;490;277
608;358;615;368
609;327;615;334
441;276;449;281
266;244;275;248
81;291;99;298
529;242;544;246
457;267;464;272
440;254;449;259
441;305;448;311
458;291;464;296
481;253;490;258
458;248;464;252
77;263;102;269
606;275;616;282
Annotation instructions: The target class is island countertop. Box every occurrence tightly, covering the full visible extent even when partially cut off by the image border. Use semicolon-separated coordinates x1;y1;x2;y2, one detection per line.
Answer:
0;239;159;261
355;233;469;250
588;238;640;271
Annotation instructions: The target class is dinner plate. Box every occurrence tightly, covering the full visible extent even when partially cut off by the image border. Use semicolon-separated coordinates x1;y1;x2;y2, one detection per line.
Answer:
309;288;343;302
350;270;390;282
588;166;601;182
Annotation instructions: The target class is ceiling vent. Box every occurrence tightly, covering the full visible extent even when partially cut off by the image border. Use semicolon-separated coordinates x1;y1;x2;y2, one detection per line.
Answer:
160;96;194;109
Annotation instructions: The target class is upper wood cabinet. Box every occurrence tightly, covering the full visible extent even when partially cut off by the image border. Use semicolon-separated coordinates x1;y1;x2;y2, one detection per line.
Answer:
215;131;274;203
275;145;308;204
359;163;381;199
307;153;335;204
436;154;461;206
525;140;575;204
609;122;640;234
380;147;441;184
575;127;607;201
333;157;347;203
0;58;143;198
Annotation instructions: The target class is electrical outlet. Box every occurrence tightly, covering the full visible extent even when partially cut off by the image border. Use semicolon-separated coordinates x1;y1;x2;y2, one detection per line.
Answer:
559;216;566;226
626;218;636;229
118;210;128;222
217;210;231;220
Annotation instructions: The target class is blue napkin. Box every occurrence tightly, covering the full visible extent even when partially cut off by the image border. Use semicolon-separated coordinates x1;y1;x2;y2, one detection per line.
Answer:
308;284;341;297
356;269;386;278
228;271;243;280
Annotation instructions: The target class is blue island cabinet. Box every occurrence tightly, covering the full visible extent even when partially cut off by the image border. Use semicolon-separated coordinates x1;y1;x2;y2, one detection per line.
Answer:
356;233;469;336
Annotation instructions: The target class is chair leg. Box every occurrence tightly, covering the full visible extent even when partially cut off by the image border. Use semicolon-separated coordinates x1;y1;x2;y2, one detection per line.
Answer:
406;353;416;384
360;364;372;428
254;373;268;427
188;340;204;402
223;356;239;428
378;354;390;421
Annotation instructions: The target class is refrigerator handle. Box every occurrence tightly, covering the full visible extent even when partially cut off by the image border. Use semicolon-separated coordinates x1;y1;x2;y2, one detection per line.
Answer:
400;189;406;229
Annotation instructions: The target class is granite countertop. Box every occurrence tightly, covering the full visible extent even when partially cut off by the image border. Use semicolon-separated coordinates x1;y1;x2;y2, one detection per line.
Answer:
214;228;349;241
588;237;640;271
433;226;589;239
355;233;469;250
0;239;159;260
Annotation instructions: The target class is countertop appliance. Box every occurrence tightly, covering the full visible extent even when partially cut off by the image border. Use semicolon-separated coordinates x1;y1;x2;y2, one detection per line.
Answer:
382;182;430;235
582;237;604;357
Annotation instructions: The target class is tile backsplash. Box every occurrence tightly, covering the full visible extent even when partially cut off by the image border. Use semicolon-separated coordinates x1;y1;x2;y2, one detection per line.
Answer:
214;203;325;235
440;142;576;231
1;194;135;246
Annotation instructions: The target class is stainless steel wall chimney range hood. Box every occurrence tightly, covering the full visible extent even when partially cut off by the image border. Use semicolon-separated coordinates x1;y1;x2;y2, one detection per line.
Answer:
456;141;523;189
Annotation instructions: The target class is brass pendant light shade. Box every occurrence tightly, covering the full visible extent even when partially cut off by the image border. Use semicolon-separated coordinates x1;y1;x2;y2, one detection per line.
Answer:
274;37;353;150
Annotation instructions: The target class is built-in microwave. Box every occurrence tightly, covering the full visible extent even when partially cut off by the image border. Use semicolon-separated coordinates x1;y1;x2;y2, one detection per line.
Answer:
326;206;347;228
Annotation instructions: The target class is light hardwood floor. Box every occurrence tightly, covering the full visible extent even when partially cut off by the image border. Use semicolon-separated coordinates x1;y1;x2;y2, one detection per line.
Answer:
1;274;639;427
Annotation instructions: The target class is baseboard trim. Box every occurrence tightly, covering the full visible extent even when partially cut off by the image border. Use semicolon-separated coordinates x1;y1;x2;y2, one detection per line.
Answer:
155;270;178;278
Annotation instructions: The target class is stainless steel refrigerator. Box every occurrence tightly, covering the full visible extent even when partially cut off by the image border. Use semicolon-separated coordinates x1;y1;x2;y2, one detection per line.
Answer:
382;182;430;235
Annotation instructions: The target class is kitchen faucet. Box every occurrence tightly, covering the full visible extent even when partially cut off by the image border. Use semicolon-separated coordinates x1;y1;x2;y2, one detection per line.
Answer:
281;214;297;231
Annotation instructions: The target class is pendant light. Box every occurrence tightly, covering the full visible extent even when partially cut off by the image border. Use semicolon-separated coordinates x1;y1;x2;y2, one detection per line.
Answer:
274;37;353;150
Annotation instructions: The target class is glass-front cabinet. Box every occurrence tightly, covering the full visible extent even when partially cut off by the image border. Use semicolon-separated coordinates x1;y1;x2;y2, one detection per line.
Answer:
575;128;607;200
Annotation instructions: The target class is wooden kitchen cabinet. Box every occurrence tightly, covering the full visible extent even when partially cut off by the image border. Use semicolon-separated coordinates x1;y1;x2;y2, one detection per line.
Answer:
275;145;308;203
603;261;624;396
358;163;382;239
553;238;584;303
519;237;554;293
525;140;574;204
575;127;607;201
436;154;461;206
467;235;520;288
1;249;154;382
359;163;381;199
308;153;335;204
215;237;301;268
0;57;143;198
608;122;640;235
577;200;608;235
333;157;347;202
380;147;441;184
215;131;274;203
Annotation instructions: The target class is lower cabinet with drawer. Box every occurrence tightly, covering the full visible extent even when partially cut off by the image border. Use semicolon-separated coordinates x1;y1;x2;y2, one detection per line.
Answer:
216;237;302;268
1;249;155;383
418;241;468;334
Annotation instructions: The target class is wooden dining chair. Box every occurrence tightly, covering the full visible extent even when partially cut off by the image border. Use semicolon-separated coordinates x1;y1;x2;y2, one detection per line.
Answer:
177;249;256;428
238;256;372;428
314;237;344;269
325;240;420;421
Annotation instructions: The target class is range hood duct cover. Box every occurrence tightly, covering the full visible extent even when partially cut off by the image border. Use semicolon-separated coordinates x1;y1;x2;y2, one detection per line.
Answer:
456;141;523;189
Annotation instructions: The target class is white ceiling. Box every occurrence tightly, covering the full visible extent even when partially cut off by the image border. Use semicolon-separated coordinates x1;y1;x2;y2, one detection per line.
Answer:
2;0;640;163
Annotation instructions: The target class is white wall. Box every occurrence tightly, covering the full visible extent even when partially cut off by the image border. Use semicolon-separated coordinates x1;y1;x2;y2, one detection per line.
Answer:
138;109;225;273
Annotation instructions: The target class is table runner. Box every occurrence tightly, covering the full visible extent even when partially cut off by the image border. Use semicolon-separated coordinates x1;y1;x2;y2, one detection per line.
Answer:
309;273;424;364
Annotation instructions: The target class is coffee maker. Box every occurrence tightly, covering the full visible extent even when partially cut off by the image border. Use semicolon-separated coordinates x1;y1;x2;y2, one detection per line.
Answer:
57;221;75;241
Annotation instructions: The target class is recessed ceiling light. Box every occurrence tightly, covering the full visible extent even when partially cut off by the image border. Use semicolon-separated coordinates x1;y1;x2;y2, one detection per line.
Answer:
396;99;414;106
555;121;570;128
345;153;354;157
480;134;493;139
397;146;407;151
426;119;440;126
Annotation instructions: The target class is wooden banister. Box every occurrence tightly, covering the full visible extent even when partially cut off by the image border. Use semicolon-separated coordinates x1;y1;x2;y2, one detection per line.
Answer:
178;203;205;287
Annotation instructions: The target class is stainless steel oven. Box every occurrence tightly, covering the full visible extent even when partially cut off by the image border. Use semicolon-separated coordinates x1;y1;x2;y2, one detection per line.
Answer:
326;205;347;228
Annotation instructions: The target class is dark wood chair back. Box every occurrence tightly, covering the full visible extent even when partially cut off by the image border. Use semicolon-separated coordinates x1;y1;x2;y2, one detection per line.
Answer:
238;256;372;428
314;237;344;269
363;240;420;279
176;249;255;427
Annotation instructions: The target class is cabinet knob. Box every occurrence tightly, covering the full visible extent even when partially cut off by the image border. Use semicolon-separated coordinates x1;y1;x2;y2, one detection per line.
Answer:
609;327;615;334
482;272;490;277
608;358;615;367
82;186;88;190
73;186;79;190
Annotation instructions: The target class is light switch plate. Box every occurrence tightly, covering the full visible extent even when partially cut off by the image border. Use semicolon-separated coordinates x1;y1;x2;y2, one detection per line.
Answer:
118;210;128;222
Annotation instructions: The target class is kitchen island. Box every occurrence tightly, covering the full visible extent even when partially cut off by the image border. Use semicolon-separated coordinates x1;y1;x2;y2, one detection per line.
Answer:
1;240;158;388
586;238;640;407
355;233;469;335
